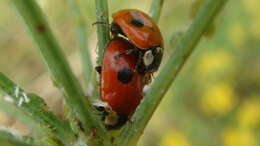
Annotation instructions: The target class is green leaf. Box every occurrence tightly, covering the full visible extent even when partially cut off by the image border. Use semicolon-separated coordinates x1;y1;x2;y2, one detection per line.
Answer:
0;128;35;146
0;72;76;145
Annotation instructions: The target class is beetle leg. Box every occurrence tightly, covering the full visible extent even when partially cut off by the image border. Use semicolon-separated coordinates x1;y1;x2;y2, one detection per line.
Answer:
95;66;102;74
92;21;111;27
115;48;138;59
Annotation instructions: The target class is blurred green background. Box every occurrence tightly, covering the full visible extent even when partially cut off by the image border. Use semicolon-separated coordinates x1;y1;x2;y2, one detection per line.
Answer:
1;0;260;146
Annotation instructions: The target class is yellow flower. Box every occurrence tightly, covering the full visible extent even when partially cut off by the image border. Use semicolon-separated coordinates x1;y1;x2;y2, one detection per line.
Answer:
159;131;190;146
222;128;256;146
196;50;234;75
238;97;260;128
200;83;236;115
228;24;246;47
243;0;260;15
250;18;260;39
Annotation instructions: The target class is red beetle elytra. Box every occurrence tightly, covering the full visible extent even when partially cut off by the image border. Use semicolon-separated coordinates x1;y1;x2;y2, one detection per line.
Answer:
111;9;164;74
95;37;145;129
93;9;164;129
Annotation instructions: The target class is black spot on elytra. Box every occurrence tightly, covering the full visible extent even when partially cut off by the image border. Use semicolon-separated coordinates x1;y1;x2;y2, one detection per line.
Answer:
130;18;144;27
117;68;134;84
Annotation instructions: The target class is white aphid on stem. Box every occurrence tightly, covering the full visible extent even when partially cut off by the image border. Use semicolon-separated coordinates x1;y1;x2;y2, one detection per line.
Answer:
14;86;20;98
18;97;24;107
22;92;30;103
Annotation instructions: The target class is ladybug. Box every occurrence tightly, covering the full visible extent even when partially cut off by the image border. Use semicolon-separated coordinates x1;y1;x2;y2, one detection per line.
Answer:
111;9;164;75
94;37;145;129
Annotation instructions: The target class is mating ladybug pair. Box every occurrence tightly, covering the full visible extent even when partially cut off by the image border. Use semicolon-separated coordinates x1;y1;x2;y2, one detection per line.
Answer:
94;9;163;129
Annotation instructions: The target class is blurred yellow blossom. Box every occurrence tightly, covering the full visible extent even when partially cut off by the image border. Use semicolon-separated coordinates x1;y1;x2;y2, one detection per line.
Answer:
200;82;236;115
238;97;260;129
196;50;234;75
159;131;191;146
250;18;260;39
243;0;260;15
228;24;246;47
223;128;256;146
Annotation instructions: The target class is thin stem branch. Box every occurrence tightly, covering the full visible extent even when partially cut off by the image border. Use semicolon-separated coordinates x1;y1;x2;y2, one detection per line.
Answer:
0;102;56;145
66;0;94;88
94;0;110;65
0;72;76;145
0;140;33;146
7;0;110;145
0;130;35;146
117;0;228;145
91;0;111;100
149;0;164;22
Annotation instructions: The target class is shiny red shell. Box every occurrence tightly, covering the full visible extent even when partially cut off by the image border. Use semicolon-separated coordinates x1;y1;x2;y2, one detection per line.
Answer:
112;9;163;49
101;38;145;117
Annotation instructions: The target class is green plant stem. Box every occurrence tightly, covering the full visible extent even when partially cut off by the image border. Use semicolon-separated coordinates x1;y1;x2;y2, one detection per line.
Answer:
92;0;110;100
0;130;35;146
0;140;33;146
0;102;56;146
66;0;93;88
0;72;76;145
168;29;185;53
117;0;228;145
94;0;110;65
7;0;110;145
149;0;164;22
